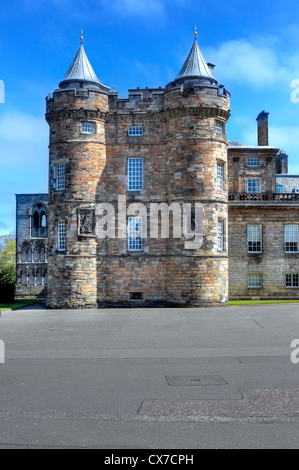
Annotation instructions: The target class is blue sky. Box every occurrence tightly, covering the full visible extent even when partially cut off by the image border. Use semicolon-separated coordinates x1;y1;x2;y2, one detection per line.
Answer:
1;0;299;235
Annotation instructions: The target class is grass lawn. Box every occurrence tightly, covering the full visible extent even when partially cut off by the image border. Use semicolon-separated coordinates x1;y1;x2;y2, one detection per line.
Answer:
229;300;299;305
0;299;43;311
1;299;299;310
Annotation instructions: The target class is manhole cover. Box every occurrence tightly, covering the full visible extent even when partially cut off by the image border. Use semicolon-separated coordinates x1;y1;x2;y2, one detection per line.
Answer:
165;375;228;386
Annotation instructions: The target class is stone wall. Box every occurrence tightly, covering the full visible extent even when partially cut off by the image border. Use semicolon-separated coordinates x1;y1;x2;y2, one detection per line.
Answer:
228;203;299;298
45;80;231;308
228;147;278;194
15;194;48;298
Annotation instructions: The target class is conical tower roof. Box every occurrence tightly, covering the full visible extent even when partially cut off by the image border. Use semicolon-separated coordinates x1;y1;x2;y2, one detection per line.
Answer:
176;39;214;81
59;33;109;90
167;28;217;87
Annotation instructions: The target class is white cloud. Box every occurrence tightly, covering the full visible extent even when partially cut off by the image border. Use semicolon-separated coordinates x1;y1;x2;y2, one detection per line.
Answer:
206;39;290;87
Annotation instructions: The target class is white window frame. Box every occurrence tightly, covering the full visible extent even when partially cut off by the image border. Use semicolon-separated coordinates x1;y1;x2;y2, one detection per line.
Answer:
215;122;224;135
81;122;94;134
285;225;299;253
247;178;261;194
248;273;262;288
128;126;143;136
128;158;144;191
286;274;299;288
217;162;224;190
247;157;260;167
56;163;66;191
128;217;143;252
217;220;224;251
58;220;66;252
247;225;262;253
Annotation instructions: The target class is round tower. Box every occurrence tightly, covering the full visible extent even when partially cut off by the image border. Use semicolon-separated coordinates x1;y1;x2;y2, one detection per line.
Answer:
45;34;109;308
164;29;231;306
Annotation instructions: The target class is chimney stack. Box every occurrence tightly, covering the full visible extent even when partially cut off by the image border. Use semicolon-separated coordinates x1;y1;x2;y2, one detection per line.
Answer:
257;111;269;146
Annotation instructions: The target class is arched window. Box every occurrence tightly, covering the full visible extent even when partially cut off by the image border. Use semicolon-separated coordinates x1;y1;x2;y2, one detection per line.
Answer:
33;241;46;263
31;203;48;238
21;241;32;263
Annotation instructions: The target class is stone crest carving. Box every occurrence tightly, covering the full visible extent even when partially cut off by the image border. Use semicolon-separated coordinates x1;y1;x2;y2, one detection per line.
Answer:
78;209;96;236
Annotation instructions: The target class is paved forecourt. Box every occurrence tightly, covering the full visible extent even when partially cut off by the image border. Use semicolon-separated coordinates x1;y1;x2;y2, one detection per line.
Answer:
0;303;298;449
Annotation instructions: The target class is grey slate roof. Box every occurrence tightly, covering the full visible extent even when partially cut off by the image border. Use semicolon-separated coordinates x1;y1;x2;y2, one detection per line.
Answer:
176;37;215;81
59;43;109;90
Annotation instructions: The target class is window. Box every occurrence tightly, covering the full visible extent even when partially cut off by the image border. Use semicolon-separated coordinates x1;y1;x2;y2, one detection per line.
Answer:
218;220;224;251
82;123;94;134
276;185;283;193
128;158;143;191
248;273;262;288
248;225;262;253
247;158;260;167
128;217;142;252
215;122;224;135
247;178;261;193
58;220;66;251
128;126;143;136
286;274;299;288
285;225;298;253
129;95;142;102
31;203;47;238
56;163;66;191
217;162;224;190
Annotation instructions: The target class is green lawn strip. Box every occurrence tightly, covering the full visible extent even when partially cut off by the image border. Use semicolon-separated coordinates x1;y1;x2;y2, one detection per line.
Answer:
229;300;299;305
0;299;42;311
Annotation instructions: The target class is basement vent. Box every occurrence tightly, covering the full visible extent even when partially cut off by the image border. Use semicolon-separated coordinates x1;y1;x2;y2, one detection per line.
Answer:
129;292;144;300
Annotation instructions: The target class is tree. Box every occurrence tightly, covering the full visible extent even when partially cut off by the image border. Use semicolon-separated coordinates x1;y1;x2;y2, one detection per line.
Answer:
0;234;16;284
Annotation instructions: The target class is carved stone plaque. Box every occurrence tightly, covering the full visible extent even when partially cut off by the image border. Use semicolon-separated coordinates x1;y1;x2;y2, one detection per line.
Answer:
79;209;96;236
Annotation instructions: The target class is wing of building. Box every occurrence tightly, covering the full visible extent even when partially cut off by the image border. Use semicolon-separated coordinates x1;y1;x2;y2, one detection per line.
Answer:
15;34;299;306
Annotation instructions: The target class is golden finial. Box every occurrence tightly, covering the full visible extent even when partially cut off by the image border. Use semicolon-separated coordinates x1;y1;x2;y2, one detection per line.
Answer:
194;26;197;37
80;29;84;43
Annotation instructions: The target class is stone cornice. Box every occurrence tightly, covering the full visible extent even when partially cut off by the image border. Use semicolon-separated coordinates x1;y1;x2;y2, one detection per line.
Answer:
45;105;231;124
45;108;108;124
156;106;230;122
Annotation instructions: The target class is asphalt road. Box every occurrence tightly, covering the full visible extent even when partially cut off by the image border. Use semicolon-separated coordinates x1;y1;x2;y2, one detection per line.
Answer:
0;303;298;449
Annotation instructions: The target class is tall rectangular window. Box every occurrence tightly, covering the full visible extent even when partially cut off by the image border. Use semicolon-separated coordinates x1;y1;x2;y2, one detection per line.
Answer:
286;274;299;288
82;123;94;134
285;225;298;253
128;217;142;252
247;158;260;167
248;273;262;288
247;225;262;253
128;158;143;191
247;178;261;193
58;220;66;251
217;162;224;190
56;163;66;191
218;220;224;251
128;126;143;136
